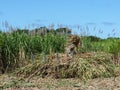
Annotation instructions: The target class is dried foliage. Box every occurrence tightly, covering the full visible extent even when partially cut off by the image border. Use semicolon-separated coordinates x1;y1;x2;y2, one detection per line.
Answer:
14;52;118;81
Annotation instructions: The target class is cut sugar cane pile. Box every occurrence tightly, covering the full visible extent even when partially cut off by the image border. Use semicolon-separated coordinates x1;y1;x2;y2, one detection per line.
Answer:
14;52;120;82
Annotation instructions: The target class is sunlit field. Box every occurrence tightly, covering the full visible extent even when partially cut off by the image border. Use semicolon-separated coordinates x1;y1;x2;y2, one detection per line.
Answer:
0;23;120;90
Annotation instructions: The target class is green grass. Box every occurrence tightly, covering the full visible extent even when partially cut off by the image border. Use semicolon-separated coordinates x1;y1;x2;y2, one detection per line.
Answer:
0;32;66;72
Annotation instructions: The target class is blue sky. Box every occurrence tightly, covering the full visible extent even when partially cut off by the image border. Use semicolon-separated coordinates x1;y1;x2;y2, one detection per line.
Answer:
0;0;120;38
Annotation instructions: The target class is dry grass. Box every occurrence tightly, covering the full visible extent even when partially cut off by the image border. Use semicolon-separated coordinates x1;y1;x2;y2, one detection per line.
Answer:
0;74;120;90
13;52;119;81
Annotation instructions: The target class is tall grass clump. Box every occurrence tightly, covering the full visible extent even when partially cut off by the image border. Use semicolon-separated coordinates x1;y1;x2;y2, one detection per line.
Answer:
89;38;120;64
1;30;67;72
80;36;102;52
1;32;29;72
107;38;120;65
41;33;66;54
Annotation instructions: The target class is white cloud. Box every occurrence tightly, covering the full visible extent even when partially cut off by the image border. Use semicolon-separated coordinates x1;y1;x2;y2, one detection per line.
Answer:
85;22;96;25
102;22;116;26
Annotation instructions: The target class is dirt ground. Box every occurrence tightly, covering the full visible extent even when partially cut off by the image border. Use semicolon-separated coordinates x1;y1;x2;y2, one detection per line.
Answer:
0;74;120;90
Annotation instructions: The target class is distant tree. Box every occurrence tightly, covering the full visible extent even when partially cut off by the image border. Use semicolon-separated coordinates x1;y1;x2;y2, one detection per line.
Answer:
86;36;102;42
12;28;29;34
56;27;71;34
49;29;56;34
27;27;72;35
30;27;49;35
107;37;120;40
0;30;2;33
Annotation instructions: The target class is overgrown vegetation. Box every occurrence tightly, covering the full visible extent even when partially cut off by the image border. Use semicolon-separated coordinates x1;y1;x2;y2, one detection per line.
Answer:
0;30;66;72
0;26;120;82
